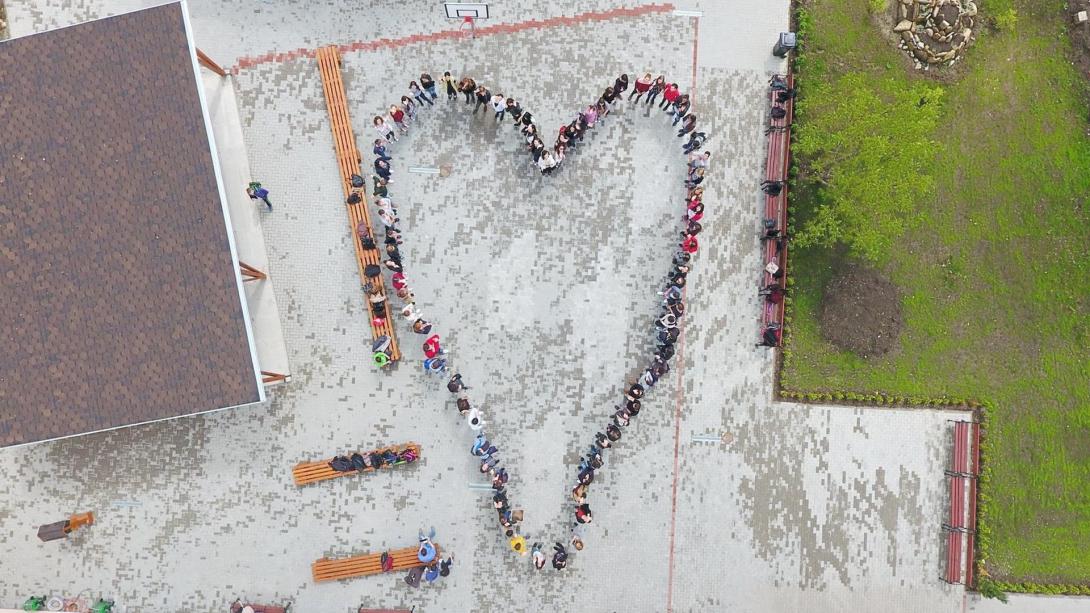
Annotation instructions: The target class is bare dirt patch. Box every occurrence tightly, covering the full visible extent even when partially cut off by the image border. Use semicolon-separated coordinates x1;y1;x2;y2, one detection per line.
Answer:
818;263;904;358
1067;4;1090;85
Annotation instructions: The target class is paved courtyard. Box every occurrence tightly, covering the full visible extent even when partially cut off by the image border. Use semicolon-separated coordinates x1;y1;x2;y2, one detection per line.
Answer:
0;1;981;612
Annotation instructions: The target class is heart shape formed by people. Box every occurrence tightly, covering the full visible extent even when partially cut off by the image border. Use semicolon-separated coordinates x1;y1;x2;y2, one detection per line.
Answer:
362;72;707;571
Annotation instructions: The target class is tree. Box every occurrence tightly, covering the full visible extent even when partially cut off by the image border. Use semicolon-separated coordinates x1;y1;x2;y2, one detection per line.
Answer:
793;73;944;262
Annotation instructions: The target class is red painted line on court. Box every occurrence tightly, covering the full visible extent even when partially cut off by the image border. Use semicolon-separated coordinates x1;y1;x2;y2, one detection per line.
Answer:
689;16;699;104
231;3;676;73
666;17;699;613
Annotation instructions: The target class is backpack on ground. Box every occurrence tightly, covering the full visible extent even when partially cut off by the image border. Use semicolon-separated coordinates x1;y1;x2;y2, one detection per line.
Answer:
329;456;353;472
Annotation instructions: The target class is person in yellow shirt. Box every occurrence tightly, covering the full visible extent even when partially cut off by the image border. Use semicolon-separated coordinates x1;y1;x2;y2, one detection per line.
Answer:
509;533;527;555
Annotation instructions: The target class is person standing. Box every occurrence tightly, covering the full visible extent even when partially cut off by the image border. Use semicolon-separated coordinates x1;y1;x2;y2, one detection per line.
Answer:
677;114;697;138
583;104;598;128
552;543;568;570
688;151;711;170
373;139;392;162
531;543;546;570
671;94;691;126
682;131;708;154
630;73;652;102
645;76;666;107
423;334;443;358
441;71;458;101
506;98;523;124
246;181;272;210
420;73;438;100
374;158;393;181
491;93;506;121
473;85;491;115
409;81;432;106
372;176;389;199
459;77;477;104
401;95;418;122
388;103;408;131
602;86;617;108
509;533;527;555
685;167;705;189
660;82;680;111
613;74;630;101
374;115;396;142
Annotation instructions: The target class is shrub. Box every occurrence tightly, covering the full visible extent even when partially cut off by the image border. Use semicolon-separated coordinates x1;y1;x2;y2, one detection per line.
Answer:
792;74;945;262
978;578;1009;602
995;9;1018;32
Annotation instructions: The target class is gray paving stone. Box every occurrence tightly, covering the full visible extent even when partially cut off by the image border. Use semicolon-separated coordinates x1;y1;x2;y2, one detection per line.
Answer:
0;2;970;612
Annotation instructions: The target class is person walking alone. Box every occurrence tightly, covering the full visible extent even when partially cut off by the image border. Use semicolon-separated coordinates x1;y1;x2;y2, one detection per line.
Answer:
246;181;272;210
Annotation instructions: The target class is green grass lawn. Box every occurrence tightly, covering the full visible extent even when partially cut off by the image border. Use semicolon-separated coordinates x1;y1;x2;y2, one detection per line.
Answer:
785;0;1090;585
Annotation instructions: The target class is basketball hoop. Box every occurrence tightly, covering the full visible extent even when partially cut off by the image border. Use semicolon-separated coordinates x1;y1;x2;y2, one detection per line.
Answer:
445;3;489;38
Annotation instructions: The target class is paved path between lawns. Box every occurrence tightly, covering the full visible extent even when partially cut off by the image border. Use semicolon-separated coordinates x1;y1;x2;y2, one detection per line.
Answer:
1;1;972;611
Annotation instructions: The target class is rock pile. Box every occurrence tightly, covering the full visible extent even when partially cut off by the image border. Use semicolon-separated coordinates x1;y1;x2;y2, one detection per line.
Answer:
894;0;976;69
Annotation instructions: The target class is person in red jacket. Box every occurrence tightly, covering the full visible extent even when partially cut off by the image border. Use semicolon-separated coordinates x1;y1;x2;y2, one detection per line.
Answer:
660;82;680;111
388;104;408;133
423;334;443;358
681;233;699;254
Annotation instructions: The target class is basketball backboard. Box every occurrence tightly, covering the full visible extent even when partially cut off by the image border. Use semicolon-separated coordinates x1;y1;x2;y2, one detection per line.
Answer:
444;2;489;19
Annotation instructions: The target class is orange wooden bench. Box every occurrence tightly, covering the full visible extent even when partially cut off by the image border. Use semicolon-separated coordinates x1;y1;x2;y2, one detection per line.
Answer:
292;442;421;487
313;543;442;583
315;45;401;363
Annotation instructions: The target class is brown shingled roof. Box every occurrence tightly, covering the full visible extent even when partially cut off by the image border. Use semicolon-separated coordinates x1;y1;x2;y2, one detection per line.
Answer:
0;2;262;447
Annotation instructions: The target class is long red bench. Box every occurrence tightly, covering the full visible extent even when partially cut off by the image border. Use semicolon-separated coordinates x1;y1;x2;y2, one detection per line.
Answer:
759;74;795;345
942;420;979;584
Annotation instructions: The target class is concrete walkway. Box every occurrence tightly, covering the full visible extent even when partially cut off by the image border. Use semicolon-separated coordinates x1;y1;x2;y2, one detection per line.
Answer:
0;1;987;612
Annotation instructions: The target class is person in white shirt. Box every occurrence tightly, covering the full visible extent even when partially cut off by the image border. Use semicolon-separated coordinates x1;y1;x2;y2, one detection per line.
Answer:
538;150;557;174
688;150;711;170
491;94;506;120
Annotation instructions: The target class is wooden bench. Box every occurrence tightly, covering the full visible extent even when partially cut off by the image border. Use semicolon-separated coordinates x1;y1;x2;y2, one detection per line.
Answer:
313;543;442;583
292;442;421;487
315;45;401;364
759;73;795;345
942;420;979;584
